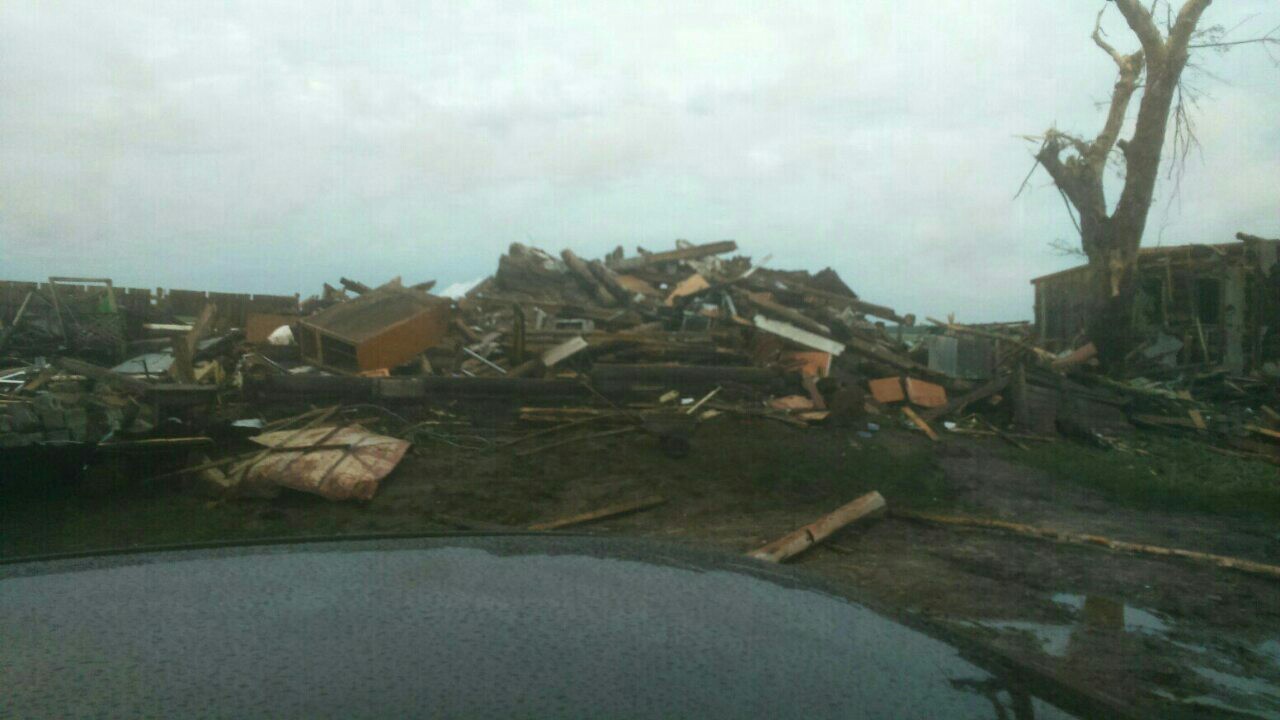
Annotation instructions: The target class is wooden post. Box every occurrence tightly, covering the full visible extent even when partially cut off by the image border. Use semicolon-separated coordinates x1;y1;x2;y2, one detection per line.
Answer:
1011;362;1031;430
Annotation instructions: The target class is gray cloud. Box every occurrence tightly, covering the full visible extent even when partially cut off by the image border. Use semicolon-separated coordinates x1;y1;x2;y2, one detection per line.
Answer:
2;1;1277;320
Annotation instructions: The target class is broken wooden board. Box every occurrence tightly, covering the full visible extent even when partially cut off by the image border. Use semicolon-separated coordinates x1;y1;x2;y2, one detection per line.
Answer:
1247;424;1280;441
610;240;738;271
752;315;845;355
614;274;662;298
542;335;589;367
748;491;886;563
244;424;410;501
665;273;710;307
868;377;905;404
767;395;816;411
904;378;947;409
902;406;939;441
528;495;666;531
920;373;1010;422
779;351;831;378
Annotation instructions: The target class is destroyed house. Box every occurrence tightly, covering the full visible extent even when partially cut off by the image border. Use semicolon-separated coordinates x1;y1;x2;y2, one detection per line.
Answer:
297;286;453;372
1031;237;1280;372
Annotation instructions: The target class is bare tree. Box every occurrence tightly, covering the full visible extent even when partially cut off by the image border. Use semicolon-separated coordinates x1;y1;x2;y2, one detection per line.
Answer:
1028;0;1274;370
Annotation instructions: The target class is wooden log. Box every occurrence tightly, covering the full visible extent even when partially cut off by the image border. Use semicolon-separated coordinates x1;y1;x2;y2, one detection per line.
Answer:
895;511;1280;582
561;249;617;306
587;260;634;305
608;240;738;271
748;491;886;563
528;495;666;530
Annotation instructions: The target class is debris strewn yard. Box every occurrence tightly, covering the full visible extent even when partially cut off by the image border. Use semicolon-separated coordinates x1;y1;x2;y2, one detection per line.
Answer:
3;235;1280;718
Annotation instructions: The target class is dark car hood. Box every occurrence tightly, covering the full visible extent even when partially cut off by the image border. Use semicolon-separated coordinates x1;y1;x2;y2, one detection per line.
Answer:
1;535;1080;719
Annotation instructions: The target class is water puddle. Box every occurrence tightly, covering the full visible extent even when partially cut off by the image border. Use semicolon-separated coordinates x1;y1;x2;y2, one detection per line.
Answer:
970;593;1170;659
965;592;1280;718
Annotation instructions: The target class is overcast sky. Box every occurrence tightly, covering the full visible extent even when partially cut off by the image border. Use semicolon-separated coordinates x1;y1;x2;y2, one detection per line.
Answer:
2;1;1277;320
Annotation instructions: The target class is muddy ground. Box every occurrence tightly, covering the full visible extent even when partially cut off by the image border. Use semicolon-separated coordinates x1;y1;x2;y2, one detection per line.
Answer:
4;412;1280;718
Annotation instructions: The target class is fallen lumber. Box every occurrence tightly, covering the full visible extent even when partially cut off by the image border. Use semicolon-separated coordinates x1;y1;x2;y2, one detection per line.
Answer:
1247;424;1280;441
54;357;152;395
513;425;638;457
747;491;886;563
589;363;783;392
95;436;214;452
735;290;831;336
248;374;594;403
920;373;1010;422
902;406;939;441
500;413;623;447
843;335;932;376
587;260;633;305
0;291;34;355
608;240;737;271
528;495;667;530
752;315;845;355
339;277;372;295
171;303;216;383
561;249;617;306
791;283;912;325
895;511;1280;582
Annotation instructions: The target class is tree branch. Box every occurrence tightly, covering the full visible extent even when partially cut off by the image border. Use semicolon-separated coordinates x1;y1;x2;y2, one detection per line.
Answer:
1092;7;1127;65
1036;133;1106;225
1114;0;1168;60
1169;0;1214;57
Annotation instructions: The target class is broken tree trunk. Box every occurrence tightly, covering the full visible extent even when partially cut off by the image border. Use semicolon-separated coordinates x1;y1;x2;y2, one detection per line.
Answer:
748;491;886;563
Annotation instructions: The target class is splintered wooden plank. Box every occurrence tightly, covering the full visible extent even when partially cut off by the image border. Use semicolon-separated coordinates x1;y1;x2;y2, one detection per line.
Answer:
748;491;886;563
752;315;845;355
902;406;939;441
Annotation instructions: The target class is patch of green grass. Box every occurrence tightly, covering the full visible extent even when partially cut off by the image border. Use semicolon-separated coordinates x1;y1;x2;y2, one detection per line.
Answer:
1006;436;1280;519
727;428;950;510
